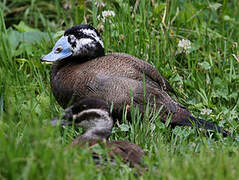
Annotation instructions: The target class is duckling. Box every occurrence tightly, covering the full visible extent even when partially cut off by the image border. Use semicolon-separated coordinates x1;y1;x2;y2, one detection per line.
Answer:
53;97;144;167
41;24;229;136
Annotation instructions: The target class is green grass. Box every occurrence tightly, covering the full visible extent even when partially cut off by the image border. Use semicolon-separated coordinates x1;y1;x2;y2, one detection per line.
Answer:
0;0;239;179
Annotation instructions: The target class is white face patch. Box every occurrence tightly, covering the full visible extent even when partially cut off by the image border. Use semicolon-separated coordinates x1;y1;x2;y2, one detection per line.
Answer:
80;28;104;48
78;38;94;48
68;34;77;44
75;38;94;56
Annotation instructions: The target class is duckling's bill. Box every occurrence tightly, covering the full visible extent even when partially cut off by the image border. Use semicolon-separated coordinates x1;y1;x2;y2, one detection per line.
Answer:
41;36;72;62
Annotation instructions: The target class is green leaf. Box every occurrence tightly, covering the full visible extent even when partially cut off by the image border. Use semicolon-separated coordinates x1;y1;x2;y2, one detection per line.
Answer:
212;89;229;100
13;21;39;32
21;31;50;44
7;28;51;57
223;15;232;21
172;74;183;82
153;3;166;15
198;61;211;70
213;77;223;87
7;28;22;51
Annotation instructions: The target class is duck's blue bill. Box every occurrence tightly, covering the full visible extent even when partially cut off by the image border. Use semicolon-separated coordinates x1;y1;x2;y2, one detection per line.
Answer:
41;36;72;62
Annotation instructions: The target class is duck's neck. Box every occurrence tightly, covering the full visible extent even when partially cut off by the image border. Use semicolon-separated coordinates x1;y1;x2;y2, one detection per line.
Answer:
51;52;105;76
51;56;87;75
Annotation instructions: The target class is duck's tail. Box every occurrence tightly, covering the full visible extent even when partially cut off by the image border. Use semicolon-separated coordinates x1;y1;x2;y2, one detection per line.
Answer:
173;115;230;137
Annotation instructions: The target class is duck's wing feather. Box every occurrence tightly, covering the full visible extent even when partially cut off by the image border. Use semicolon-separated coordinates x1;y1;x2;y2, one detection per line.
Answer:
110;53;176;95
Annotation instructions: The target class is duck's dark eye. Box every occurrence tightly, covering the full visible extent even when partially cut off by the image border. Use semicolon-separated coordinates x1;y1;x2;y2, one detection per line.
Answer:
55;46;63;53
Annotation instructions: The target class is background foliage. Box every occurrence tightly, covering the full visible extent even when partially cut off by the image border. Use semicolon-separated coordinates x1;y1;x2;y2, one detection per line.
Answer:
0;0;239;179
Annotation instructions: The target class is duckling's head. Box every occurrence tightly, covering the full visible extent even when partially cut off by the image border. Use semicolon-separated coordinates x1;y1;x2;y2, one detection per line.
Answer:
41;24;105;62
53;97;113;140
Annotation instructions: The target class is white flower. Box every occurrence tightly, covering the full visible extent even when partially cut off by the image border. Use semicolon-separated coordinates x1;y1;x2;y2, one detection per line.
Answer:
102;10;115;18
177;39;192;54
98;10;115;23
200;108;212;115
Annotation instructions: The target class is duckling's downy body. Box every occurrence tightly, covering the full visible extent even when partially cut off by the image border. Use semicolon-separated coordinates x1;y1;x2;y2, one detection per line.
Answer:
42;24;228;136
53;97;144;167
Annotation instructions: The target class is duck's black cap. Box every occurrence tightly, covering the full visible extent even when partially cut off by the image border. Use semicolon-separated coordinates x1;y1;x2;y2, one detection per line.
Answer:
64;24;100;37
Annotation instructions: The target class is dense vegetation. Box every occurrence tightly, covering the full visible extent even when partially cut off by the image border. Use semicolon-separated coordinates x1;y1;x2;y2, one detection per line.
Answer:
0;0;238;179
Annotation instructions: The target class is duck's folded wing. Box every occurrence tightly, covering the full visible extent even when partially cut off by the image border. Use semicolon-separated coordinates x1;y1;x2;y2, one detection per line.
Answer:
110;53;176;95
77;74;177;116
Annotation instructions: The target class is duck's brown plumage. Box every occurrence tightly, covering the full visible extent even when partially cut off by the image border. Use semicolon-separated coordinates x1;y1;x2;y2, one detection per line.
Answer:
72;138;144;167
44;24;229;136
51;53;187;122
50;52;228;134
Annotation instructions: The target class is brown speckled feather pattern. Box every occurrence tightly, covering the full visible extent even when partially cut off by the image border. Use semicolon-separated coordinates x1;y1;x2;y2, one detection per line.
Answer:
72;138;144;167
51;52;190;124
